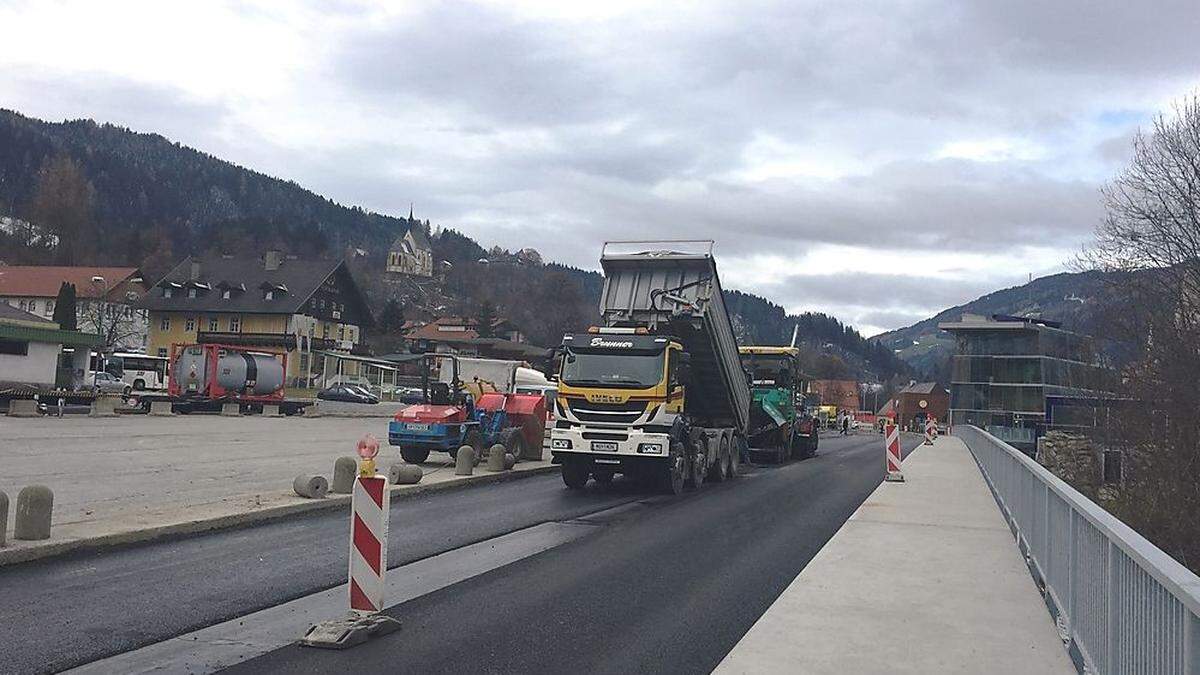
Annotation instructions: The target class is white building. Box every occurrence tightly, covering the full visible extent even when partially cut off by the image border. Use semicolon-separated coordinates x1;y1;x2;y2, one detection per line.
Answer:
0;303;98;389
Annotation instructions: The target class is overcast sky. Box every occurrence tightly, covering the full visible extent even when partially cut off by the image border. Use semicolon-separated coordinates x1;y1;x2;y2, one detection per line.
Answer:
2;0;1198;335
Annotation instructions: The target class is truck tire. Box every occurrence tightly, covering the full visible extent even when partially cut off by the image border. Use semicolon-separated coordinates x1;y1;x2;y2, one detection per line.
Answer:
727;431;742;478
707;432;727;483
562;461;589;489
401;447;430;464
660;441;686;495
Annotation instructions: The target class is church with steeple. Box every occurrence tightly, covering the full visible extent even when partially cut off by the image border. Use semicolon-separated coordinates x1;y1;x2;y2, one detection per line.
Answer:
385;204;434;277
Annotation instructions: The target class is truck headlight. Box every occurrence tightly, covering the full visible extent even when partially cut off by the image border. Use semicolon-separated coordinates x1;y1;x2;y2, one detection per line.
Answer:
637;442;663;454
552;438;572;449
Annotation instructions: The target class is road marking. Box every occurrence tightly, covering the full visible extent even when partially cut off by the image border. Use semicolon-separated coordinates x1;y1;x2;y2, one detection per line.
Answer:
65;520;601;675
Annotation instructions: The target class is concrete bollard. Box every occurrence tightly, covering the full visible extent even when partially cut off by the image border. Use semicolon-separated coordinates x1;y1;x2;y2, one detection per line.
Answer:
220;402;240;417
487;444;507;471
14;485;53;540
7;399;39;417
455;446;475;475
88;397;118;418
331;456;358;493
262;404;282;417
504;453;516;470
0;491;7;547
149;401;173;416
388;463;423;485
293;475;329;499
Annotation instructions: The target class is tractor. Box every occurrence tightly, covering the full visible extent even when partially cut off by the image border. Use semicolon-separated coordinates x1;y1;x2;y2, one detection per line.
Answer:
388;354;546;465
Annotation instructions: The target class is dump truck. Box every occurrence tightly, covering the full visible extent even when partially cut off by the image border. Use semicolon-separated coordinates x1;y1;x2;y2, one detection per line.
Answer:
550;240;751;494
738;346;818;463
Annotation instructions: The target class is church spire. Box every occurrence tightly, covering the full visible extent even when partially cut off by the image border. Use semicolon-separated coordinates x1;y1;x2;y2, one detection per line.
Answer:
409;202;414;220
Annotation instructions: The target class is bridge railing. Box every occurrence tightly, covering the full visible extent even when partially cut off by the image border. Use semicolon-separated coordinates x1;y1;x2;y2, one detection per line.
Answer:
957;425;1200;675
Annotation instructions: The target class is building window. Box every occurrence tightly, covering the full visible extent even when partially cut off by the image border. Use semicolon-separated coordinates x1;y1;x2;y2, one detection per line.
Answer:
185;316;196;332
160;316;171;331
0;339;29;355
338;326;345;341
187;288;197;298
46;300;54;315
229;315;241;332
28;300;37;313
157;348;168;358
265;290;274;300
222;289;231;299
208;317;219;331
323;324;330;339
164;288;173;298
18;300;27;311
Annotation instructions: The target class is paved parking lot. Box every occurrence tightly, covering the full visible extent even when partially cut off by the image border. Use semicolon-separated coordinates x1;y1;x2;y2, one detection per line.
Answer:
0;414;549;557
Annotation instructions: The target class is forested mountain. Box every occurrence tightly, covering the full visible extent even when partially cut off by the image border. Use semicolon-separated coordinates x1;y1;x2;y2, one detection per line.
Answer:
0;108;903;377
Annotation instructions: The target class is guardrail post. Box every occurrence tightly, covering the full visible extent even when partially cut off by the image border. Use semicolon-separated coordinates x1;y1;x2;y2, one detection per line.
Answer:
1105;539;1118;673
1186;608;1199;675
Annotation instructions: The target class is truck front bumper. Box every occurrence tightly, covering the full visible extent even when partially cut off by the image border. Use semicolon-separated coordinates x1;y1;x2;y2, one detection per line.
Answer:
549;426;670;470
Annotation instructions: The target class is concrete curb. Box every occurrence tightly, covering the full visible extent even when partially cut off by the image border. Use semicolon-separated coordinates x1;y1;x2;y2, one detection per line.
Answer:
0;465;558;568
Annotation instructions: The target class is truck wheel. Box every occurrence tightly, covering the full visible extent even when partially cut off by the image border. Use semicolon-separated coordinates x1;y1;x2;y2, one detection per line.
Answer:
660;441;686;495
401;448;430;464
707;433;727;483
562;461;589;489
727;431;742;478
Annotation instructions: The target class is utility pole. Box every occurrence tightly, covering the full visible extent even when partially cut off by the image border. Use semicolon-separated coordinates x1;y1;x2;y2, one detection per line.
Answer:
90;275;108;392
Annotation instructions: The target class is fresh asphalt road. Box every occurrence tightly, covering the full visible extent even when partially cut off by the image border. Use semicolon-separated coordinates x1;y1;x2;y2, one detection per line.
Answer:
228;431;923;675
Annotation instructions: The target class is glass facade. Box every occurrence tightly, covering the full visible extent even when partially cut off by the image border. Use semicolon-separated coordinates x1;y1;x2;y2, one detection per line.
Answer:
942;319;1108;454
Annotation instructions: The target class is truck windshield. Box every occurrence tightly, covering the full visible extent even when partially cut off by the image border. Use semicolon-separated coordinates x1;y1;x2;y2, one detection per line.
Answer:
561;349;665;389
743;356;793;387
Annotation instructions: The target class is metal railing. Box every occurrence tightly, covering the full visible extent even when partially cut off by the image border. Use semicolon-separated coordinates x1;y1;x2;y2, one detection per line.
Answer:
957;425;1200;674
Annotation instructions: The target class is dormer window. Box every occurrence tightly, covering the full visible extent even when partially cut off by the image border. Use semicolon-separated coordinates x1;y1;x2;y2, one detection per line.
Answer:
164;288;173;298
188;288;197;298
222;289;231;299
265;290;274;300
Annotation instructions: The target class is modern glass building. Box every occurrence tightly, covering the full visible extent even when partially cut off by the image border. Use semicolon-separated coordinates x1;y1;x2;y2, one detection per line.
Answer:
939;314;1111;452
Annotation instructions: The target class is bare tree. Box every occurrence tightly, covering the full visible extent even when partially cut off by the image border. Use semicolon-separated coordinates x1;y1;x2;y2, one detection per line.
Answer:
1080;93;1200;572
28;153;95;265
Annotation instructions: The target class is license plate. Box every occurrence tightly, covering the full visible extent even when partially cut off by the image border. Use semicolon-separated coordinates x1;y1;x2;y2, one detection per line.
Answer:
591;441;618;452
406;423;430;431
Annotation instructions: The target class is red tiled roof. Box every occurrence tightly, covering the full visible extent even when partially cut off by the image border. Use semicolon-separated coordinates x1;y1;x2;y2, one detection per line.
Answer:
0;266;143;299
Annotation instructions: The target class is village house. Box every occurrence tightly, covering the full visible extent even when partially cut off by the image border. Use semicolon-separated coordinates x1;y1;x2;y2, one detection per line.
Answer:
0;265;150;350
137;251;373;387
0;303;99;389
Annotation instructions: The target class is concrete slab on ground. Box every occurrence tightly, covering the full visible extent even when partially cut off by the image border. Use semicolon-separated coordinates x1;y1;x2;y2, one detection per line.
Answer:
716;435;1073;674
0;415;551;565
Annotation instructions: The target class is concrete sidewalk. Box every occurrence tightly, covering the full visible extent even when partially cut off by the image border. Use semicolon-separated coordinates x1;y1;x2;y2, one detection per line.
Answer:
717;435;1072;674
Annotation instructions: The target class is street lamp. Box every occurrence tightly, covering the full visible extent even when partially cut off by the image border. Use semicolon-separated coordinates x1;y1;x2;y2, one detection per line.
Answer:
91;275;107;392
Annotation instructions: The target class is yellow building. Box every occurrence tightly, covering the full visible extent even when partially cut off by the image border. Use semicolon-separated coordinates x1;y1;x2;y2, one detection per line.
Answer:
138;252;373;386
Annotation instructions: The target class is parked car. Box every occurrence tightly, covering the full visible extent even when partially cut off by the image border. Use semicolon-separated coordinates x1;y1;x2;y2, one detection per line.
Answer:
317;384;379;404
89;371;130;396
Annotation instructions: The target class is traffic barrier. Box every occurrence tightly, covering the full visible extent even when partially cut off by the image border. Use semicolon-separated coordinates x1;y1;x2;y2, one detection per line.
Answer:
89;397;118;418
331;457;358;494
220;402;240;417
293;475;329;499
0;491;8;547
388;463;422;485
884;423;904;482
504;453;516;470
14;485;53;540
301;434;400;648
6;399;38;417
149;401;172;416
487;444;506;471
455;447;475;475
924;418;935;445
262;404;282;417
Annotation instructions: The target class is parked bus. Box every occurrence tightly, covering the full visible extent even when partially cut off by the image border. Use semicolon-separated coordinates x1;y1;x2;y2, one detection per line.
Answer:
89;352;169;392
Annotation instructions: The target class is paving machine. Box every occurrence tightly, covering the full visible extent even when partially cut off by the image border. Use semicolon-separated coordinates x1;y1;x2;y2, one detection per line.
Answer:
738;346;818;463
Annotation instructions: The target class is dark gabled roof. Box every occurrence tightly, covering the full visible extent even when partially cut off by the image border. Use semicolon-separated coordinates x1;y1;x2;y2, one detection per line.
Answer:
899;382;940;395
390;222;431;254
137;255;352;315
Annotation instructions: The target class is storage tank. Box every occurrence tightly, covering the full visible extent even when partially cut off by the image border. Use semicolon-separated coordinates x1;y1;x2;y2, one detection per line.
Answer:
172;345;285;397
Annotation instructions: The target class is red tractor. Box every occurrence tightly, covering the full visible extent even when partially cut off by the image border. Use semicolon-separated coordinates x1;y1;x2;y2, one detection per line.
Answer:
388;354;546;464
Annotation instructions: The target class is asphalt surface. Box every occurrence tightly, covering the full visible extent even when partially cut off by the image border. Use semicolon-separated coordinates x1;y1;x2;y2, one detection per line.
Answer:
227;432;922;675
0;468;636;675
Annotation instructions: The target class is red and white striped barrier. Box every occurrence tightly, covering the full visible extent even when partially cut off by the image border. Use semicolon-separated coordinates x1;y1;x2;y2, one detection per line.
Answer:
349;472;390;612
924;417;936;445
885;423;904;482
